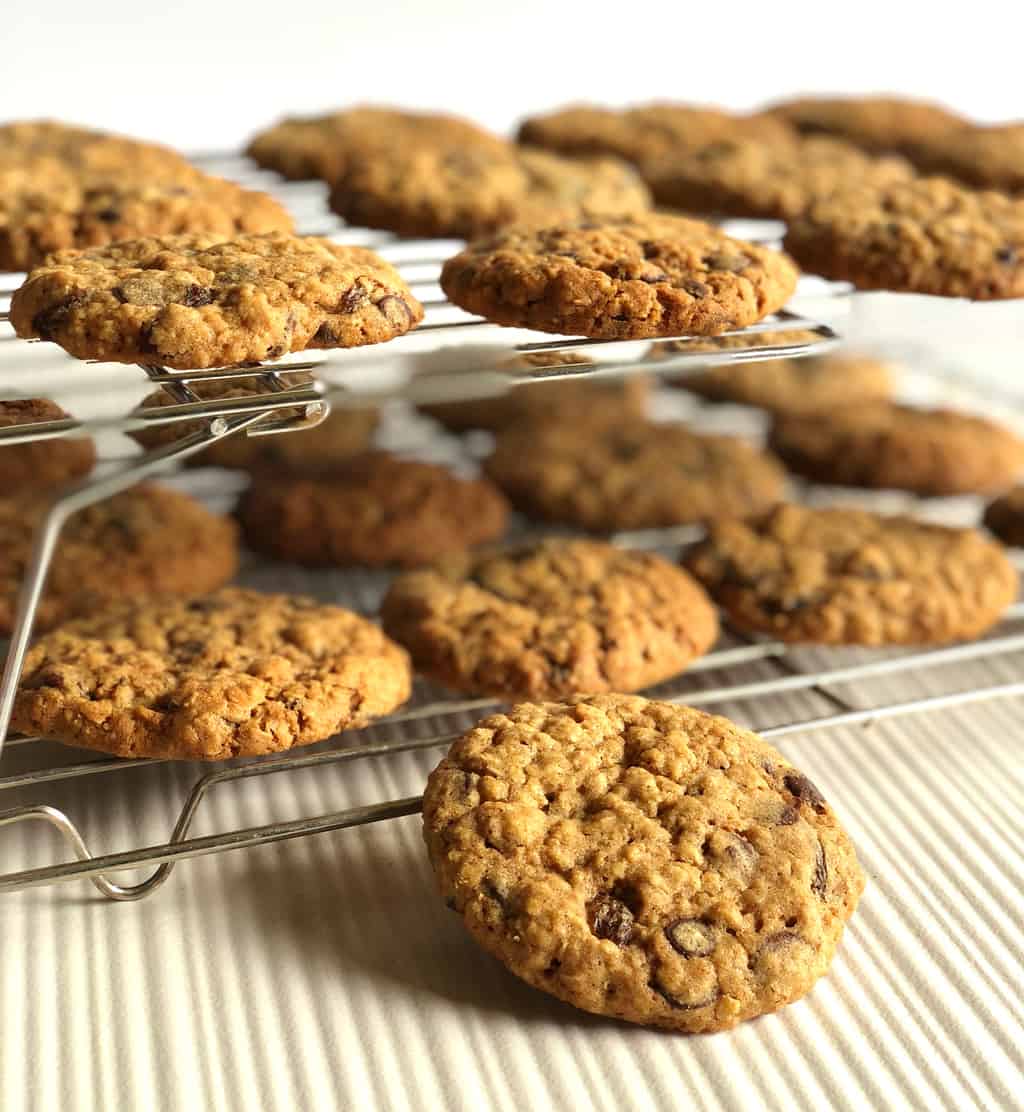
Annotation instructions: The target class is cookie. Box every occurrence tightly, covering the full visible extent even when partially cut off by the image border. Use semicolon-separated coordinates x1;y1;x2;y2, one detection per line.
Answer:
12;587;411;760
0;174;295;272
416;348;650;432
133;377;378;473
645;135;913;221
381;539;718;699
673;351;893;416
0;399;96;490
768;403;1024;495
329;144;650;239
485;416;785;531
237;452;510;568
10;232;424;369
685;503;1017;644
516;102;794;169
783;177;1024;299
902;123;1024;195
0;483;238;634
246;106;504;183
440;215;800;340
423;692;864;1032
983;486;1024;546
763;95;966;157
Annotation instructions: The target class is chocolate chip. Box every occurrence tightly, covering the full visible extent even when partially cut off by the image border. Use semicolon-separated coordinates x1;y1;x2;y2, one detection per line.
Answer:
783;771;827;813
640;240;660;259
378;295;414;326
638;272;669;284
996;246;1018;264
96;208;120;223
313;322;339;345
756;930;803;958
777;805;799;826
704;251;751;272
31;295;84;340
587;895;635;946
340;285;368;313
650;979;719;1011
665;918;716;958
180;285;216;308
812;842;828;898
679;278;710;298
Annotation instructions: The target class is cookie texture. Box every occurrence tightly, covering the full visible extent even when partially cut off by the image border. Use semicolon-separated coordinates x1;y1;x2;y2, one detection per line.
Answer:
485;416;785;531
0;483;238;634
329;145;650;239
675;351;893;416
685;503;1017;644
423;693;864;1032
0;399;96;489
645;136;913;221
381;539;718;699
903;124;1024;196
983;486;1024;546
784;178;1024;299
441;215;800;340
237;452;510;568
10;232;424;368
13;587;412;760
769;403;1024;495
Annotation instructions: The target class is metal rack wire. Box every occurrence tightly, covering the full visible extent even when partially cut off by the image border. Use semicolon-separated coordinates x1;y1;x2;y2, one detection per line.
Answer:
0;154;1020;901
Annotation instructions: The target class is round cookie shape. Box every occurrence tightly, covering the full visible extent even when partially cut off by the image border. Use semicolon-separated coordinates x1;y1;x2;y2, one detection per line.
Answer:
0;399;96;490
0;483;238;634
768;403;1024;495
762;95;966;156
423;693;864;1032
685;503;1018;644
10;232;424;369
645;136;913;221
13;587;412;760
441;215;800;340
674;351;893;416
380;539;718;699
237;452;510;568
485;416;786;531
983;486;1024;546
0;175;295;272
330;145;650;240
783;177;1024;299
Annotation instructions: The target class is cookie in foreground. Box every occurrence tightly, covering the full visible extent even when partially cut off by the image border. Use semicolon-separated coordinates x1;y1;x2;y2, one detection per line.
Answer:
423;693;864;1032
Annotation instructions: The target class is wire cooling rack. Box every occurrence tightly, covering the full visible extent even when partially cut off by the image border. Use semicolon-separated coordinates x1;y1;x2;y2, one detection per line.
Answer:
0;154;1021;903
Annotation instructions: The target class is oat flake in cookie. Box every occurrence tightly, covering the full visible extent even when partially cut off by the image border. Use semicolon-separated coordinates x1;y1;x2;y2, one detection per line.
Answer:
440;214;799;340
423;693;864;1032
10;232;423;369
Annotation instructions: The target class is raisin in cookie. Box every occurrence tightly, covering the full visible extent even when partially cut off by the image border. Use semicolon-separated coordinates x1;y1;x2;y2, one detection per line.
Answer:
13;587;411;760
237;452;510;568
0;483;238;634
768;403;1024;495
784;178;1024;299
0;399;96;490
381;539;718;699
329;144;650;239
441;215;799;340
423;693;864;1032
983;486;1024;546
10;232;423;369
685;503;1017;644
485;416;785;531
645;135;913;221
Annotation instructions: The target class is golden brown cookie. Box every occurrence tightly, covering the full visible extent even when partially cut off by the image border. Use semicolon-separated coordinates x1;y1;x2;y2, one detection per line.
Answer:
983;486;1024;546
423;693;864;1032
381;539;718;698
903;123;1024;195
768;403;1024;495
685;503;1017;644
0;483;238;634
237;452;510;568
784;177;1024;299
441;215;800;340
485;416;786;531
12;587;412;760
0;399;96;490
10;232;424;369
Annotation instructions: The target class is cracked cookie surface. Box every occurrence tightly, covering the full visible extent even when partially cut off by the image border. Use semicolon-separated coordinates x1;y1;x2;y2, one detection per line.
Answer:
423;693;864;1032
10;232;423;369
441;215;799;339
685;503;1017;644
237;452;510;568
13;587;412;760
0;483;238;634
0;398;96;490
381;539;718;699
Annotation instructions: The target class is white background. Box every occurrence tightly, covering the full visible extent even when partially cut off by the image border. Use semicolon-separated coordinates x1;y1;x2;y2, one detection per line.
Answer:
5;0;1024;149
